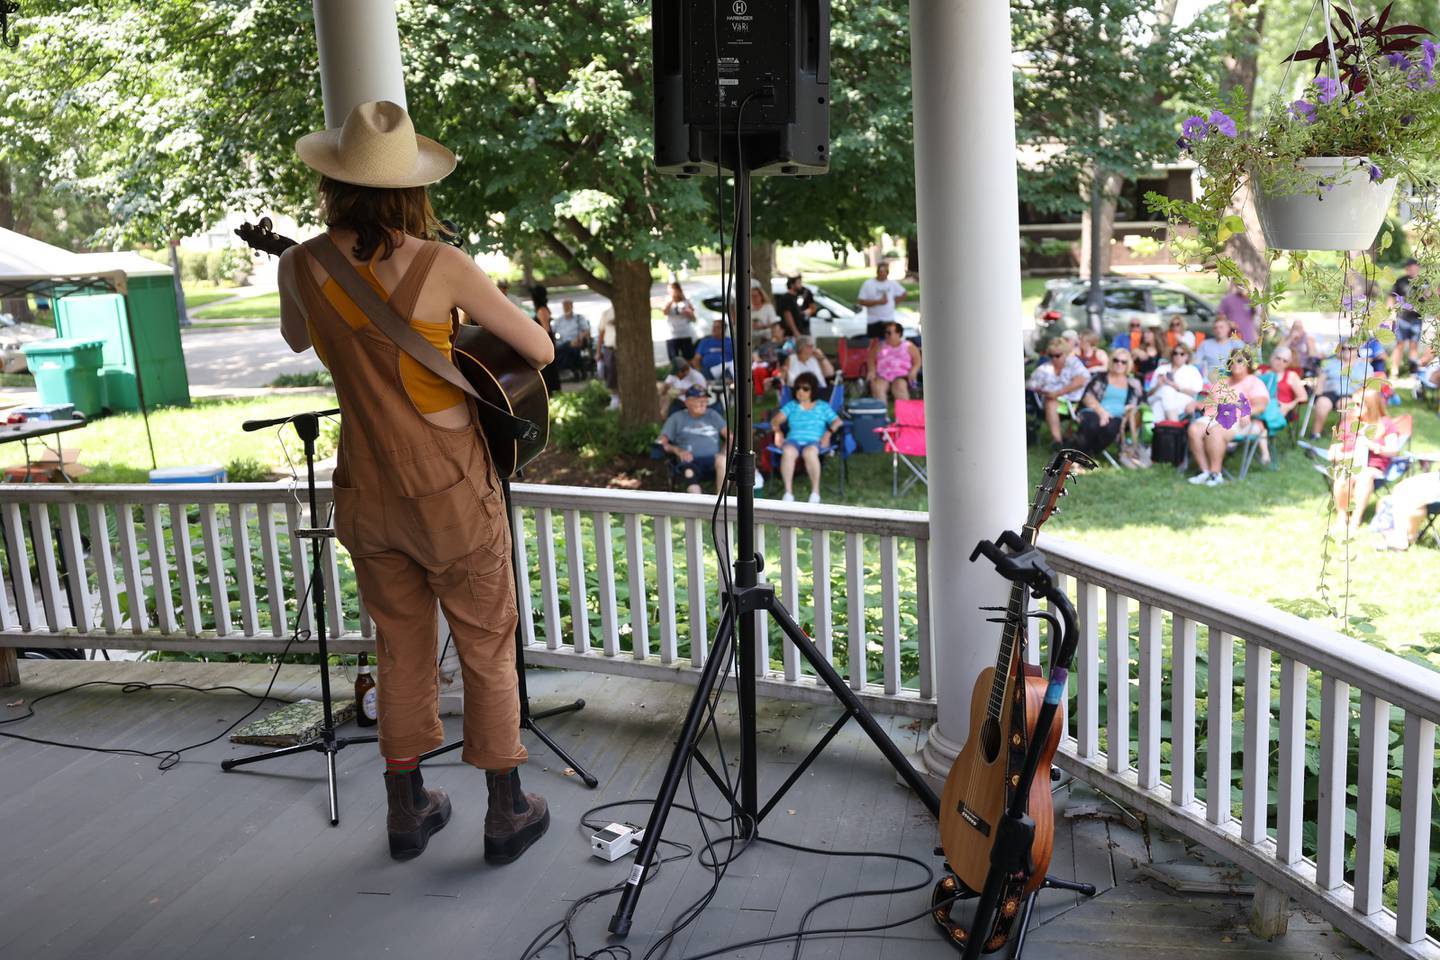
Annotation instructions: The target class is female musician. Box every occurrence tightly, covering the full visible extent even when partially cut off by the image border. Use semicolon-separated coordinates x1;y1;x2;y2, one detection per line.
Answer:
276;101;555;865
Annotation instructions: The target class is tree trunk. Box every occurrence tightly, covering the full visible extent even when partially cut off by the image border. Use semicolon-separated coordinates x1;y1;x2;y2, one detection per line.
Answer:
612;258;658;429
905;232;919;278
1221;0;1270;291
751;240;775;296
1079;170;1122;278
0;162;12;230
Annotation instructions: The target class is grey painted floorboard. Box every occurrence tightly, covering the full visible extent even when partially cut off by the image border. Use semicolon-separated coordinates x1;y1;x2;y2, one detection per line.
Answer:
0;661;1372;960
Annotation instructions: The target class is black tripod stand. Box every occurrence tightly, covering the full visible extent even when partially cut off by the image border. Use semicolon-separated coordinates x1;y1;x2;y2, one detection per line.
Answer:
220;409;377;826
417;478;598;788
607;161;940;938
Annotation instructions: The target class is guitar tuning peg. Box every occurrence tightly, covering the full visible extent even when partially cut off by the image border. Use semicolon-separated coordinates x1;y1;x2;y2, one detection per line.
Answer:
1051;507;1061;516
978;605;1008;612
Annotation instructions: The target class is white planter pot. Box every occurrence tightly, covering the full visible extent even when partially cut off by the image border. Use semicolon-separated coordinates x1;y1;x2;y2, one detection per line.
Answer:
1254;157;1397;251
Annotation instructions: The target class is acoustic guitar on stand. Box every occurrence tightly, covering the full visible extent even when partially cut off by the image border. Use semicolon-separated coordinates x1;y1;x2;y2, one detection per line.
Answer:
936;449;1089;951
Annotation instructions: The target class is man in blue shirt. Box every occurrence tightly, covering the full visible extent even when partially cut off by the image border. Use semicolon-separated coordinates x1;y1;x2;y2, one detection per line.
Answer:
693;320;735;379
658;387;729;494
1194;318;1243;378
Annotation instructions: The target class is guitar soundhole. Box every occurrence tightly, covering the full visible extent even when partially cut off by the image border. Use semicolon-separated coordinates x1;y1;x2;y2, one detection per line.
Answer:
979;717;1002;764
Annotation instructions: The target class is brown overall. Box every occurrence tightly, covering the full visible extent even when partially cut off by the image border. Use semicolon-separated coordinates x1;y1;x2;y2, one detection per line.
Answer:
294;239;527;770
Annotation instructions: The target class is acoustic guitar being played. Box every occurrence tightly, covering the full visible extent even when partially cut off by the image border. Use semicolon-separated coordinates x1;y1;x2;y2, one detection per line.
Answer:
935;450;1088;951
235;217;549;477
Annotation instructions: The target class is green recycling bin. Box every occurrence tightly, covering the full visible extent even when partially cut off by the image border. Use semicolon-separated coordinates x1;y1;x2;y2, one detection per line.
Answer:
21;338;106;416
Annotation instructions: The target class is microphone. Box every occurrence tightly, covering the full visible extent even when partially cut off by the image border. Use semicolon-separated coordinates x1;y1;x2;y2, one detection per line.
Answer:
242;408;341;433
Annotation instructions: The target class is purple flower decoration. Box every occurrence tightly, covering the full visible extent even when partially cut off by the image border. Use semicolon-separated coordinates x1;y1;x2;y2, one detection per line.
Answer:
1387;51;1412;70
1238;394;1252;419
1421;40;1437;84
1289;99;1317;124
1314;76;1344;104
1207;110;1238;137
1215;403;1239;429
1368;163;1383;182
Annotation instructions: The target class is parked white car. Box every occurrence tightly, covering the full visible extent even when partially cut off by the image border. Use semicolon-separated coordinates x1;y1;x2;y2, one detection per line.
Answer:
0;312;57;374
688;279;920;342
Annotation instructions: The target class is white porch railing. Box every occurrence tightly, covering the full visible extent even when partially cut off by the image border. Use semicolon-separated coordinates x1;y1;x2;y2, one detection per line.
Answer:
0;481;1436;960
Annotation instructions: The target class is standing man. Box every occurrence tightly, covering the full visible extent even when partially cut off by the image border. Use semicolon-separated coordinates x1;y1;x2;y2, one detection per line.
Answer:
1389;258;1424;374
551;299;591;379
774;275;816;338
857;261;909;340
1216;282;1256;344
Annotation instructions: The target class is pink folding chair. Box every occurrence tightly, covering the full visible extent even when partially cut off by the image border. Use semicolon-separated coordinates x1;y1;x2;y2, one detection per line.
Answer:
875;399;927;496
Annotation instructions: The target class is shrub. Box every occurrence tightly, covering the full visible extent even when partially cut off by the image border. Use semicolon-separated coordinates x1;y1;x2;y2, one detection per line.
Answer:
550;381;659;460
270;370;334;388
224;456;272;482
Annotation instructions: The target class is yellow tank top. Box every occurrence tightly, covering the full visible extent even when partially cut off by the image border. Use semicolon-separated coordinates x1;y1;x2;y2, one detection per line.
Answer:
307;252;465;414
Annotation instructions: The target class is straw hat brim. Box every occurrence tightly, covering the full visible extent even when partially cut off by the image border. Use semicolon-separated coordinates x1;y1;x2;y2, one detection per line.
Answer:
295;129;456;189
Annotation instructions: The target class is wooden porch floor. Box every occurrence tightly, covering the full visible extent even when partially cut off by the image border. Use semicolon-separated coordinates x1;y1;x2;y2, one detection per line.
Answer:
0;660;1366;960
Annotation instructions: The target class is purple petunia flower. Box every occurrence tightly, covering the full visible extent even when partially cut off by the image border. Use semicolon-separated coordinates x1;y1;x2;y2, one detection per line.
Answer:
1207;110;1238;137
1387;51;1412;70
1238;394;1252;419
1368;163;1383;182
1289;99;1317;123
1314;76;1344;104
1420;39;1437;84
1215;403;1238;430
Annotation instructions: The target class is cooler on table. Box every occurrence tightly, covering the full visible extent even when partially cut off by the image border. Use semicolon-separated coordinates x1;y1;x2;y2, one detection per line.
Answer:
149;464;227;484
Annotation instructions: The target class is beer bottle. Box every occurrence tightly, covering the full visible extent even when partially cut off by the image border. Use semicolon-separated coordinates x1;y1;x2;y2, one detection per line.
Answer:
355;652;378;728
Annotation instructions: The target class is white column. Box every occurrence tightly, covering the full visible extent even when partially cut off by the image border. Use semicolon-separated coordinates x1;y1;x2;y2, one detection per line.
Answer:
912;2;1029;781
312;0;408;128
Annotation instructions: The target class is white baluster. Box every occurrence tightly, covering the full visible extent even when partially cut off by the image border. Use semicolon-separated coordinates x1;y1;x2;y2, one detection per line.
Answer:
1076;579;1099;759
655;515;677;664
1352;693;1390;915
511;501;535;647
199;504;231;637
812;528;833;663
284;502;313;639
753;524;768;677
535;506;562;651
845;532;865;690
594;511;619;657
624;513;648;660
879;535;900;696
1206;628;1234;825
257;502;286;637
1171;615;1196;808
1136;602;1161;790
3;502;38;630
29;503;63;631
1241;642;1272;845
1314;674;1349;890
564;509;590;654
57;503;90;634
780;526;799;682
1396;712;1436;942
229;503;259;638
115;503;147;633
916;538;934;700
685;516;706;666
87;503;120;634
1105;590;1130;774
1274;656;1307;865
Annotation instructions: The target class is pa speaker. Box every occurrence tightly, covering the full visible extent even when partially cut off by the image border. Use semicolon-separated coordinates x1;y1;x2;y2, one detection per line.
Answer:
653;0;830;177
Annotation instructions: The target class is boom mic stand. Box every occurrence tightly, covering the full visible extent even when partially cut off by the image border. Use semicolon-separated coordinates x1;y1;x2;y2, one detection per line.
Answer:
417;477;598;788
220;408;377;826
608;157;940;938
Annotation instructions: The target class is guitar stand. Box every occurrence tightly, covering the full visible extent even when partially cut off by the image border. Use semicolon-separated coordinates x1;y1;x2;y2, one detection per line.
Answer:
931;529;1096;958
417;478;598;788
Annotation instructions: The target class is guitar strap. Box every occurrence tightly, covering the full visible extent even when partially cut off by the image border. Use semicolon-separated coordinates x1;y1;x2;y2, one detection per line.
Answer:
303;236;540;444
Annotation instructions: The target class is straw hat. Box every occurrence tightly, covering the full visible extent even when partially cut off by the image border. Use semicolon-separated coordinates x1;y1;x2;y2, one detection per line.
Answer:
295;100;455;189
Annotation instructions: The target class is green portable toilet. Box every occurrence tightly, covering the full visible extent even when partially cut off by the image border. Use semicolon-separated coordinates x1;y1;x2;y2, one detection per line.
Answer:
21;338;106;416
53;255;190;412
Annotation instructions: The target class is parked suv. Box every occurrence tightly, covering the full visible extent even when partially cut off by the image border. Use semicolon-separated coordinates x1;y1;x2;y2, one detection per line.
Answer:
1030;276;1219;354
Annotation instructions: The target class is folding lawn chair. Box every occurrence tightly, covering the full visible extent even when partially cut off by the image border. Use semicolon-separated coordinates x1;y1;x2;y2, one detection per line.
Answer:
875;398;927;496
1233;371;1290;480
1296;414;1415;492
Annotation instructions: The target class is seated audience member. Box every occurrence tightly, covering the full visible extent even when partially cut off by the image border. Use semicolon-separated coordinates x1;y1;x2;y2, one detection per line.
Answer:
755;321;792;367
1186;354;1269;486
1112;318;1143;352
1195;317;1243;378
771;372;842;504
1268;346;1309;418
1076;330;1108;370
1146;344;1204;422
750;282;779;339
693;319;735;379
784;336;834;389
1329;390;1405;535
658;355;707;416
1132;324;1163;382
868;321;923;402
551;299;592;377
1283;319;1320;375
1027;337;1090;446
1078;348;1143;465
1164;313;1198;352
1309;342;1368;439
659;387;729;495
1377;470;1440;551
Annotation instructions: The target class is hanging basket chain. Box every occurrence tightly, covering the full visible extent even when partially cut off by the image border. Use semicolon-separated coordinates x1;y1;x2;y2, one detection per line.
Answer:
1270;0;1321;118
0;0;19;50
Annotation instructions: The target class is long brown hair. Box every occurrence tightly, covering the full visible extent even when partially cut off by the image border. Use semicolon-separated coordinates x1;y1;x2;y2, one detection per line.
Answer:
317;175;448;261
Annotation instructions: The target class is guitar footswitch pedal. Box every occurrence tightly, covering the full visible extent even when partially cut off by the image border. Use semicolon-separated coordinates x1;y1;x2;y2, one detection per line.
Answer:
591;823;645;862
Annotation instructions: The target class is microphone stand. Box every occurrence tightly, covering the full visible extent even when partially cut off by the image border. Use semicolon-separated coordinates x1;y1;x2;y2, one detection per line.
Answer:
220;408;377;826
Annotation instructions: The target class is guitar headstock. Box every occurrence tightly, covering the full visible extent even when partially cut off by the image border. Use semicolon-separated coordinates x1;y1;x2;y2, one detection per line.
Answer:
234;217;296;258
1023;448;1095;540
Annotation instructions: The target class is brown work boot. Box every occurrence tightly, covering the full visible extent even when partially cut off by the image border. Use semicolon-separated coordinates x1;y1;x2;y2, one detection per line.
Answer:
484;768;550;864
385;768;452;861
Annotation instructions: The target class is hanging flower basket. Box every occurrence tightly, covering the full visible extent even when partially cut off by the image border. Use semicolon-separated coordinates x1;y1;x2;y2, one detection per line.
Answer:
1255;156;1398;251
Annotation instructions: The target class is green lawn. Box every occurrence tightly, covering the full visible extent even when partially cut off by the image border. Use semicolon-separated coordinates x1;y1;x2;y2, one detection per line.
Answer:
192;292;281;320
0;394;340;483
181;289;237;309
788;395;1440;660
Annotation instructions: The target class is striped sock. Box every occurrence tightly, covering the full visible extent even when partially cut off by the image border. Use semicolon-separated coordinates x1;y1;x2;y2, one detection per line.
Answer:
386;756;419;775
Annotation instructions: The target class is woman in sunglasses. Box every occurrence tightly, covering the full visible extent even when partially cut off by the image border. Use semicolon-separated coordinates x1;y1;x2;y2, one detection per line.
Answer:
771;371;842;503
1077;349;1142;465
